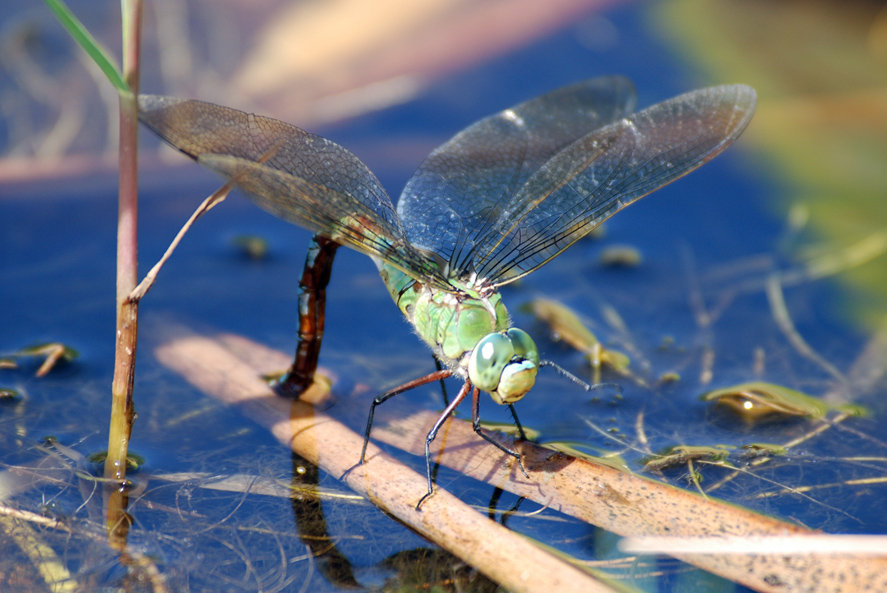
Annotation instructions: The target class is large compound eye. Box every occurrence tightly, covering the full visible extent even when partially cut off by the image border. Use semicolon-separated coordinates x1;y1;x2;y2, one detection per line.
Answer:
506;328;539;366
468;333;515;392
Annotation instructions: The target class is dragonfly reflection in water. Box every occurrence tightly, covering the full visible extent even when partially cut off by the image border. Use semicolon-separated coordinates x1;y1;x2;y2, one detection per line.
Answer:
139;77;756;507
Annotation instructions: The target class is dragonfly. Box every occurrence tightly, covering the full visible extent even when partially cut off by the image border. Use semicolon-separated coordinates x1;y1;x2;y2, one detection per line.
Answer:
138;76;756;507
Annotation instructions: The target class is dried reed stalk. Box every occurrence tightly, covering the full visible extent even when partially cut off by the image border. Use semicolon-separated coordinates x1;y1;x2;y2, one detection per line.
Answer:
155;324;887;593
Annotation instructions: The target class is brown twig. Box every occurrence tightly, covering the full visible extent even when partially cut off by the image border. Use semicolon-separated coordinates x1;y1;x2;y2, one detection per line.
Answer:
129;139;283;302
129;184;232;301
154;325;887;593
154;325;620;593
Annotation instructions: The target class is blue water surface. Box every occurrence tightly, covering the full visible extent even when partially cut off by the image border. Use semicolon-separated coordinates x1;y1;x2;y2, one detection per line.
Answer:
2;2;882;592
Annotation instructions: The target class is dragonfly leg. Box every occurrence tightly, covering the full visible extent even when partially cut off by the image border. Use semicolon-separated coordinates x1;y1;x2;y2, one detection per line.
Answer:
276;235;339;397
433;357;450;406
416;380;471;509
472;387;529;479
360;369;452;465
507;403;528;441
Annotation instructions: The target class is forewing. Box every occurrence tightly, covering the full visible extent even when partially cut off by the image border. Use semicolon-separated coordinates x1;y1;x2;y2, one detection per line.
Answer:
473;84;757;286
396;76;636;277
138;95;449;288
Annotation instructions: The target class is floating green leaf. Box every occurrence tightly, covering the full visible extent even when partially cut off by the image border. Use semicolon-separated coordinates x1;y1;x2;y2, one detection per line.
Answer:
701;381;866;422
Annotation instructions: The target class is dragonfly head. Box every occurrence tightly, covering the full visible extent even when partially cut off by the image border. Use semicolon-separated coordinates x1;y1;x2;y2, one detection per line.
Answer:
468;328;539;404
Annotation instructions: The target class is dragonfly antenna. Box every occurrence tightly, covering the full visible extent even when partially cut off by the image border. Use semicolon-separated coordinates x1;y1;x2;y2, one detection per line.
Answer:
539;360;623;395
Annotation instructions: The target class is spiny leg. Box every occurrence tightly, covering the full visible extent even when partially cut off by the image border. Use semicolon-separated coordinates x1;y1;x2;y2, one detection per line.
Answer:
360;369;452;465
416;380;472;509
472;387;529;479
507;403;528;441
276;235;340;397
423;357;451;490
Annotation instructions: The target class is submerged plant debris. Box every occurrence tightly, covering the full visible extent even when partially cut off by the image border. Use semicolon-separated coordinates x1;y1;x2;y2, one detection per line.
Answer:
643;444;733;473
598;244;643;267
231;234;269;260
526;297;634;384
3;343;79;378
701;381;867;422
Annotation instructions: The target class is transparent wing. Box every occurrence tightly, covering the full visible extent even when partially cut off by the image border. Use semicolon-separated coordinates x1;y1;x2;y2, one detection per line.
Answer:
138;95;450;289
396;76;637;277
472;84;756;286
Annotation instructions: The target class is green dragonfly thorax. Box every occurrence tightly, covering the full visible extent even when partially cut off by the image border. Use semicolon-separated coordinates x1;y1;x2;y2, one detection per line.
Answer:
377;261;539;404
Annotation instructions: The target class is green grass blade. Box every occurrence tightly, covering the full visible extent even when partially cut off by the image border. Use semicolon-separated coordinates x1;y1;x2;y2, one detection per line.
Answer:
42;0;130;93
